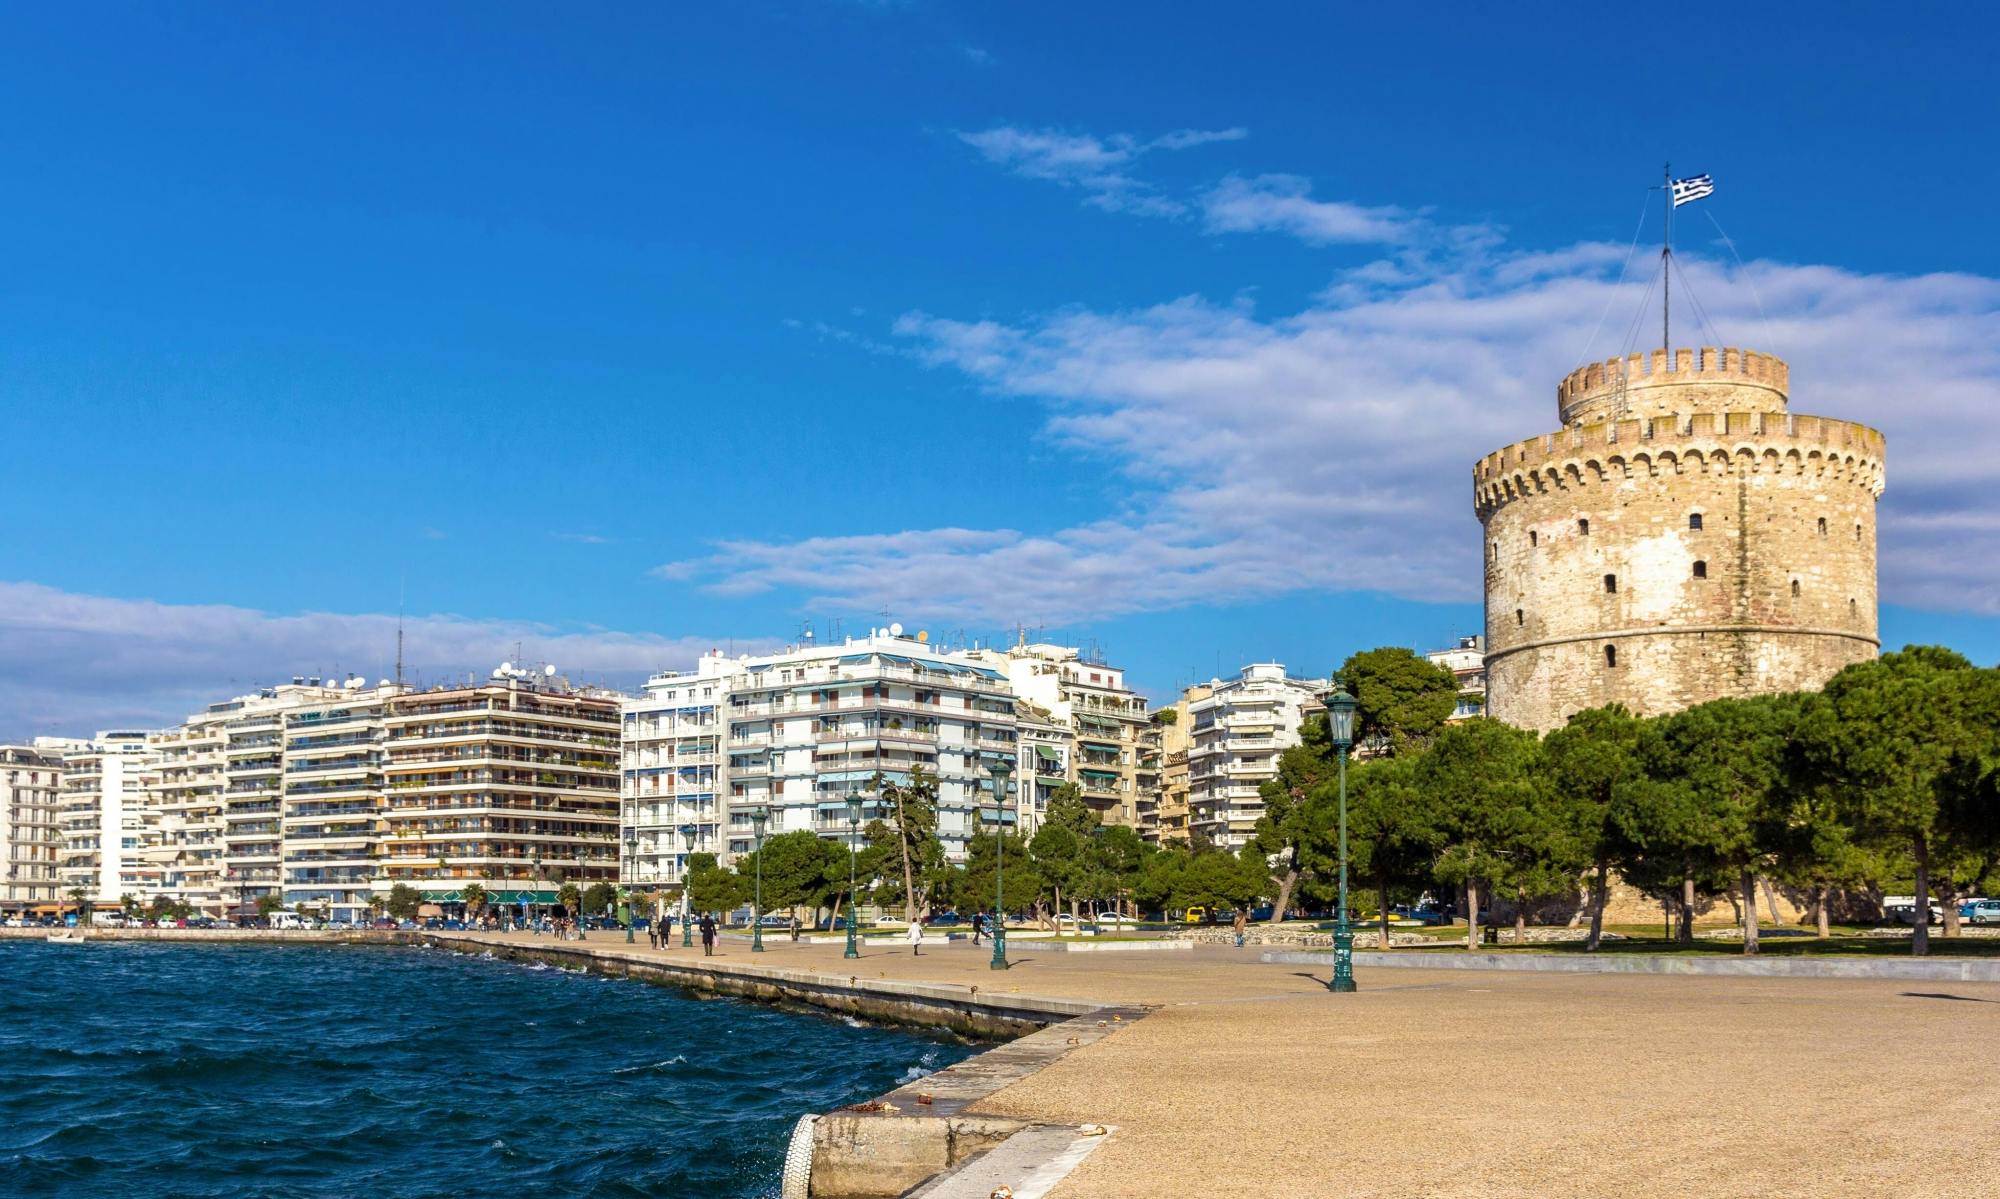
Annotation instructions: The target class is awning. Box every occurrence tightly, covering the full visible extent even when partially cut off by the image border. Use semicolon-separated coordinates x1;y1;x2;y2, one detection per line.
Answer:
1080;740;1120;753
487;889;559;904
1033;746;1060;762
1080;768;1120;781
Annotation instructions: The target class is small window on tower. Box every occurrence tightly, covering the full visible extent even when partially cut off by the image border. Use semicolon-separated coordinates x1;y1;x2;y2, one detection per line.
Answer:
1530;530;1538;547
1604;574;1617;594
1817;517;1828;536
1515;608;1524;627
1792;579;1802;597
1855;522;1862;541
1604;645;1617;668
1579;519;1590;535
1689;513;1703;530
1693;561;1707;579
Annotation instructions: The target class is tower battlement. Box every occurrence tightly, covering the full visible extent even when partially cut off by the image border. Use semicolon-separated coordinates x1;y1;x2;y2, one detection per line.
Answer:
1558;346;1790;425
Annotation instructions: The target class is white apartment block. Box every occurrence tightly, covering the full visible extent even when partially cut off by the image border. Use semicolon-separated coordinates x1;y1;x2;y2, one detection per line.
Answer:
3;743;66;914
971;642;1159;835
57;730;159;904
623;627;1022;883
1186;663;1328;851
1426;636;1488;721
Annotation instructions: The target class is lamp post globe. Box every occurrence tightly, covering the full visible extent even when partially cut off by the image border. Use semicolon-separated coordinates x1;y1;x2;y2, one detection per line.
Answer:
679;823;698;946
750;806;768;953
1322;682;1360;994
843;795;863;960
988;759;1013;971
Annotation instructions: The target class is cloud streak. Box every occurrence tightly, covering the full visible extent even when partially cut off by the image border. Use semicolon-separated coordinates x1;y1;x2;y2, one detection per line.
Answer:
0;582;768;738
956;125;1247;217
667;249;2000;627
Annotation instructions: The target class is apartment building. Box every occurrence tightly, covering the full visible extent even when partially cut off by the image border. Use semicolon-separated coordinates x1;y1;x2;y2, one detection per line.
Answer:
972;641;1157;834
1014;709;1071;838
380;667;622;915
1152;683;1210;845
57;730;159;904
218;683;352;919
1426;636;1488;722
1187;664;1327;851
623;627;1021;882
280;683;400;922
2;743;65;915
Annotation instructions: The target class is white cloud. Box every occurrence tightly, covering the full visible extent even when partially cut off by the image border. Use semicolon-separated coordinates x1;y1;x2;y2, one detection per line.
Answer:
0;582;767;738
955;124;1246;217
1198;173;1416;245
666;249;2000;626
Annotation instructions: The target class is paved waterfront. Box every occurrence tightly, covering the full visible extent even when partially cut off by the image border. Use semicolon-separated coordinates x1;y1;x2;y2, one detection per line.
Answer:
446;930;2000;1198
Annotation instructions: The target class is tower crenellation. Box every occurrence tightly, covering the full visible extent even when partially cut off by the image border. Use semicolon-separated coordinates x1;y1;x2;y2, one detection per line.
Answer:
1557;344;1790;425
1476;347;1883;732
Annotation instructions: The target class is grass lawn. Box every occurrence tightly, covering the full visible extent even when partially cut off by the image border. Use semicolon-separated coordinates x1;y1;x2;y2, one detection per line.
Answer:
1391;924;2000;957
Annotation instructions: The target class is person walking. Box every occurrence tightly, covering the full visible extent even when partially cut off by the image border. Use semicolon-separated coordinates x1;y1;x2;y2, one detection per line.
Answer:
906;919;925;957
789;914;800;942
699;912;717;957
1232;908;1248;949
970;911;985;946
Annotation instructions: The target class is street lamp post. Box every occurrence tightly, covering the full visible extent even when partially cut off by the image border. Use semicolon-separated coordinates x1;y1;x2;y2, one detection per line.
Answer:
679;823;697;947
532;852;543;930
843;795;862;959
750;806;768;953
575;852;588;940
1322;683;1360;994
622;827;637;944
989;759;1012;971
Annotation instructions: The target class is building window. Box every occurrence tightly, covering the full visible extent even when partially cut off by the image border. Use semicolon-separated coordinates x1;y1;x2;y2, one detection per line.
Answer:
1689;513;1703;530
1579;519;1590;535
1529;530;1538;547
1693;561;1707;579
1856;522;1863;541
1792;579;1801;597
1817;517;1827;536
1515;608;1524;627
1604;645;1617;668
1604;574;1617;594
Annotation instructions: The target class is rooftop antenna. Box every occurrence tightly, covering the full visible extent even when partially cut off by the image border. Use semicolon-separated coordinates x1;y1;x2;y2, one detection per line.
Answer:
395;577;406;688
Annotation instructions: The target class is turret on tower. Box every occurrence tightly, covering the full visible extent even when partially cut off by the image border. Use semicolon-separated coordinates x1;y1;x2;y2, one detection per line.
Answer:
1474;346;1885;732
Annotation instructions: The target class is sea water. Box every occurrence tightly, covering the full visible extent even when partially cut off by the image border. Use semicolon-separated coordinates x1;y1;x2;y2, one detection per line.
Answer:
0;942;969;1198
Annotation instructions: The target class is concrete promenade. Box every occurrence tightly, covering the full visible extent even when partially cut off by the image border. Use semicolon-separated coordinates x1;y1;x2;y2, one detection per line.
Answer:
434;930;2000;1199
14;927;1997;1196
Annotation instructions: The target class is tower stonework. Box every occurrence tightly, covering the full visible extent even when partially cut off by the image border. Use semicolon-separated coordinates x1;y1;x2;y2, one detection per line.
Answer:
1475;347;1885;733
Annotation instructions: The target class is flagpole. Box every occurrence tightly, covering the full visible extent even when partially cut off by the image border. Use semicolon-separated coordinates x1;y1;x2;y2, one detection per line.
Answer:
1662;161;1672;357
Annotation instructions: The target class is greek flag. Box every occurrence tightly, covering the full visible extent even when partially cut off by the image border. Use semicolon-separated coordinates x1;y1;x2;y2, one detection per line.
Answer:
1671;174;1715;207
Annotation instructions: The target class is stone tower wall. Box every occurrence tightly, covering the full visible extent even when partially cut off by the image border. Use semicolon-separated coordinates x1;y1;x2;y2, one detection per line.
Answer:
1473;351;1884;732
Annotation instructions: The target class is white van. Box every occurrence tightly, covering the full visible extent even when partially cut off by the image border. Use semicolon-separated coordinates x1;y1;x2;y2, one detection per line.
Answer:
267;911;309;930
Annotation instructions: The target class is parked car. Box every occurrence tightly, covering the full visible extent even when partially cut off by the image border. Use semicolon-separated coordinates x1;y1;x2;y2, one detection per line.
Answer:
1092;913;1139;927
1180;907;1209;925
1884;897;1943;925
1962;898;2000;926
924;911;962;927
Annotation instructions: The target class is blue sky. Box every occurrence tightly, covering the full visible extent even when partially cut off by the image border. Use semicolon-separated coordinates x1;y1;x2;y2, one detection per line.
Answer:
5;4;2000;733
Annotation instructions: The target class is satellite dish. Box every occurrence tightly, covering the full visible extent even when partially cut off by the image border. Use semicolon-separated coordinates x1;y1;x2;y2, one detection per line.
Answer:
500;661;514;674
545;664;557;676
889;622;904;637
